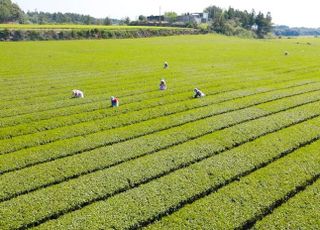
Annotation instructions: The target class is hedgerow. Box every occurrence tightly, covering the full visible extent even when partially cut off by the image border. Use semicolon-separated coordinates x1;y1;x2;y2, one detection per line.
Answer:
1;99;320;229
0;27;200;42
0;70;200;117
2;79;319;154
1;87;320;203
2;83;320;173
0;68;260;126
1;61;317;112
145;140;320;230
20;112;320;230
0;75;317;140
2;61;313;127
0;73;283;130
254;178;320;229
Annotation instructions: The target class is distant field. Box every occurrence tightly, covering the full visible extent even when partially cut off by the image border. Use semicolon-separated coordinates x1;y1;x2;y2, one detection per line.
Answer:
0;24;186;30
0;35;320;229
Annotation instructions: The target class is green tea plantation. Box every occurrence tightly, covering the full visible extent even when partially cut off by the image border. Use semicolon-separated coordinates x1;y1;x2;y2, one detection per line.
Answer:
0;34;320;229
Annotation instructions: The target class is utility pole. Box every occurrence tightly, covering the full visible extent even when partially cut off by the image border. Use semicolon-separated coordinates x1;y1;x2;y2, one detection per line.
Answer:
159;6;161;24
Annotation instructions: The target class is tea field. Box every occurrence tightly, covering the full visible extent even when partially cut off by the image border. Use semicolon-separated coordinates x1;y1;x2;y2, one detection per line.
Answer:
0;34;320;229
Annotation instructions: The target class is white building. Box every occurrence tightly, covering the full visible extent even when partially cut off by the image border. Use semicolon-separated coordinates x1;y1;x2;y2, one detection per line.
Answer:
176;13;209;24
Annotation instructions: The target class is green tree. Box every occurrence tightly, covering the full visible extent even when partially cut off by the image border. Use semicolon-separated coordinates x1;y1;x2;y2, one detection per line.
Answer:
248;10;256;27
204;5;223;21
0;0;24;23
103;17;112;25
255;12;272;38
164;11;177;23
84;15;94;24
204;4;272;39
240;10;250;29
138;15;146;22
10;3;24;22
0;2;11;23
124;16;130;25
211;12;227;33
226;7;235;19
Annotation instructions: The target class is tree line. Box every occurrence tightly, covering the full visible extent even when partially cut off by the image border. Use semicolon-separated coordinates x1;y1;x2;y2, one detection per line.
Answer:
0;0;114;25
0;0;24;23
204;5;272;38
135;6;272;38
0;0;273;38
273;25;320;37
26;12;115;25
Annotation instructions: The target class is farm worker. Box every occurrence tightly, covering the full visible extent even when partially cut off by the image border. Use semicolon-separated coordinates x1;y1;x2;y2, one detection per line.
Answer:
194;88;205;98
159;79;167;90
164;61;169;69
111;96;119;107
72;89;84;98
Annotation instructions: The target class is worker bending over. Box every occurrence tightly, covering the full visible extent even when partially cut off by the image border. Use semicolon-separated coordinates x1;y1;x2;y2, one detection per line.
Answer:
194;88;205;98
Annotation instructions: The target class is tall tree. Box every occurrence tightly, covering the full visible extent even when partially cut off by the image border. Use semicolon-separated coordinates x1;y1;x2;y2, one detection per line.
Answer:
249;9;256;27
164;11;177;23
123;17;130;25
138;15;147;22
103;17;112;25
255;12;272;38
204;5;272;38
0;0;24;23
0;0;11;23
204;5;223;20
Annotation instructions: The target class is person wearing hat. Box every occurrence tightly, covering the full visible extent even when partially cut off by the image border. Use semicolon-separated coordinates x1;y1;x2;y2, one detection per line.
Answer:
159;79;167;90
194;88;205;98
71;89;84;98
111;96;119;107
164;61;169;69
